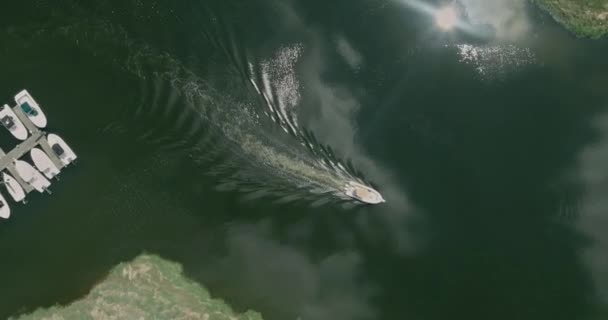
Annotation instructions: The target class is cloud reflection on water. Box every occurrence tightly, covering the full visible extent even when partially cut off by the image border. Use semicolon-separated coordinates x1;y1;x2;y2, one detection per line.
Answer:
578;113;608;307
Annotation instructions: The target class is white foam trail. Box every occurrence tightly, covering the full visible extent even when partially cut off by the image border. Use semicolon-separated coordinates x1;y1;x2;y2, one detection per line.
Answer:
261;70;275;106
258;46;303;136
56;19;372;204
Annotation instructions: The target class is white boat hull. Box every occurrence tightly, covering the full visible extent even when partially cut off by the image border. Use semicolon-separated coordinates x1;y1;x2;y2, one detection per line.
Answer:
31;148;60;179
3;172;25;202
47;133;77;165
344;181;385;204
0;193;10;219
0;104;28;140
14;90;47;128
14;160;51;193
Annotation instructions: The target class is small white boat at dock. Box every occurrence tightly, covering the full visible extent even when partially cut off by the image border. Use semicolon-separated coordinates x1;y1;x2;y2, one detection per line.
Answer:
0;89;78;216
14;159;51;193
0;104;28;140
30;148;60;179
3;172;25;203
14;89;47;129
47;133;77;165
0;193;10;219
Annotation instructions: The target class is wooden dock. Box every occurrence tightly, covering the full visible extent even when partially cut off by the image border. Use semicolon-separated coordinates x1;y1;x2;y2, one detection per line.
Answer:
0;104;65;195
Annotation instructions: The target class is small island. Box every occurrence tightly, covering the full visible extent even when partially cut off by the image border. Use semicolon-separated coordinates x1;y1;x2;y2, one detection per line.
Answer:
535;0;608;38
14;255;263;320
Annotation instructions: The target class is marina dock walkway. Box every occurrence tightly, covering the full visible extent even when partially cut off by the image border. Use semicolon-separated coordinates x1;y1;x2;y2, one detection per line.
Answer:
0;104;65;194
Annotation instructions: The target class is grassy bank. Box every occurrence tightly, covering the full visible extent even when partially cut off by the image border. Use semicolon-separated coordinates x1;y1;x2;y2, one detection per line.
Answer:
534;0;608;38
13;255;264;320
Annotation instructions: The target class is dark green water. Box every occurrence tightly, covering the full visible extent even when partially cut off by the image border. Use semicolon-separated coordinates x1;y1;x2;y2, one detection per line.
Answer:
1;0;608;319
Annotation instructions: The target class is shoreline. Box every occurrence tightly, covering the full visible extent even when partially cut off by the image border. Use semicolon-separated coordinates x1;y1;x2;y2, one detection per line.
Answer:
533;0;608;39
12;255;264;320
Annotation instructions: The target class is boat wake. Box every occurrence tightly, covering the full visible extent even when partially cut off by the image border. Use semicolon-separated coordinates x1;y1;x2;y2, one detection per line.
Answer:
51;14;382;206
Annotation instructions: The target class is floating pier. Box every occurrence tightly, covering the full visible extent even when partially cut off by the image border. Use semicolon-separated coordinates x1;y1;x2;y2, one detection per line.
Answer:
0;90;76;219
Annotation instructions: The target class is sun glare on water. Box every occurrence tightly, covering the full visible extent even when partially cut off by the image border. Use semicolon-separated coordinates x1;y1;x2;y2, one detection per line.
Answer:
435;6;458;30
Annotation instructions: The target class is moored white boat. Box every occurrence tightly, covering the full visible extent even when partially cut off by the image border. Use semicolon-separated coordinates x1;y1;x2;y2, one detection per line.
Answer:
14;159;51;193
2;172;25;203
344;181;385;204
0;193;10;219
47;133;77;165
0;104;28;140
30;148;60;179
14;89;47;128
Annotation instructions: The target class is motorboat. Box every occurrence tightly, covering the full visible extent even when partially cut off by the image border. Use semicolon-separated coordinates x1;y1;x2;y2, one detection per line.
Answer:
14;89;47;128
0;193;10;219
47;133;77;165
14;159;51;193
30;148;60;179
343;181;385;204
2;172;25;203
0;104;28;140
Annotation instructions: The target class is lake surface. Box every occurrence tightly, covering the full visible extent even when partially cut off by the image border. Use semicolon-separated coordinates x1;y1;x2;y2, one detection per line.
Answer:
1;0;608;319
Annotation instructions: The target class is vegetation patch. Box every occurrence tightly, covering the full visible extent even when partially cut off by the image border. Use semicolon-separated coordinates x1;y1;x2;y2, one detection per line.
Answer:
13;255;264;320
534;0;608;38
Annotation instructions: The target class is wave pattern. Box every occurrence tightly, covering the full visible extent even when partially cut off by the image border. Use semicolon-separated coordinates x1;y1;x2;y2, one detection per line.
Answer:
246;46;377;188
52;16;375;206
